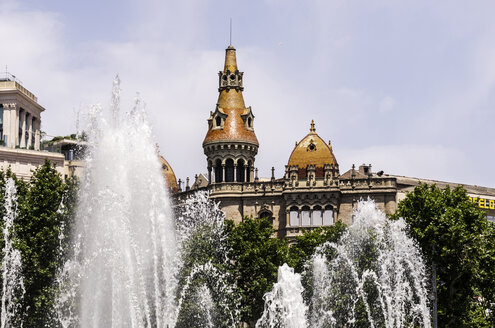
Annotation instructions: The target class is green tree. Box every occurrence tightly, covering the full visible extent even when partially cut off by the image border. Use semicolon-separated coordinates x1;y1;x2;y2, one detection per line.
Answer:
225;217;290;325
12;160;78;326
391;184;495;327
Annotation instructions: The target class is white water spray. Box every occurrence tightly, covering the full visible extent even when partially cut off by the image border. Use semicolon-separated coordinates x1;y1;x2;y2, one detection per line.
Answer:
256;264;308;328
1;179;25;328
309;200;431;328
53;77;178;328
256;199;432;328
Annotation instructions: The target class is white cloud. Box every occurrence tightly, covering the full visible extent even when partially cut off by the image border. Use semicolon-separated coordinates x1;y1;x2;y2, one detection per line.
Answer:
379;96;396;113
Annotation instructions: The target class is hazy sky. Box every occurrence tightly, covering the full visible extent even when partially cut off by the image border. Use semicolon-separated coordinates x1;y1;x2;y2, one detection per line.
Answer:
1;0;494;187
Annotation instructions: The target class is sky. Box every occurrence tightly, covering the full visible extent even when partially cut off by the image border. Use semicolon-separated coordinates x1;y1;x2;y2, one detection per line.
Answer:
1;0;494;187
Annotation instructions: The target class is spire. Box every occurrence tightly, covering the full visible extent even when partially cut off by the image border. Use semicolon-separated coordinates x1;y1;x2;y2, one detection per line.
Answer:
310;120;316;133
203;45;258;147
219;46;243;91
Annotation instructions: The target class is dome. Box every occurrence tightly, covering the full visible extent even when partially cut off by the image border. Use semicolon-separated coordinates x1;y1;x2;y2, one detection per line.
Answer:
159;155;178;192
203;46;259;146
288;121;338;177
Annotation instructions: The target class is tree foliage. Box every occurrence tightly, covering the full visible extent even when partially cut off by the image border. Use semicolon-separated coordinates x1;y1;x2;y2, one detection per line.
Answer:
391;183;495;327
0;161;78;327
225;217;290;325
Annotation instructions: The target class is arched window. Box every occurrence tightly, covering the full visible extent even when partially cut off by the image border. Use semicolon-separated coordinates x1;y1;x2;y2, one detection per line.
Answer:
215;116;222;127
225;158;234;182
313;205;323;226
258;210;272;221
323;205;334;225
301;206;311;226
215;159;223;183
237;159;245;182
289;206;299;226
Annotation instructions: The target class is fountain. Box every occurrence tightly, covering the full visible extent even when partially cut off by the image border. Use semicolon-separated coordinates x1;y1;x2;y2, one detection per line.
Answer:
49;77;431;328
257;199;432;328
256;264;308;328
1;178;25;328
53;77;179;328
174;191;240;328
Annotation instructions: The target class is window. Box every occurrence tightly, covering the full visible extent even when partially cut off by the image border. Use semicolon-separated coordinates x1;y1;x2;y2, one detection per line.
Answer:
289;206;299;226
215;116;222;127
301;206;311;226
323;205;334;225
24;113;29;147
258;211;272;221
313;206;323;226
248;117;252;128
237;159;245;182
215;159;223;183
225;158;234;182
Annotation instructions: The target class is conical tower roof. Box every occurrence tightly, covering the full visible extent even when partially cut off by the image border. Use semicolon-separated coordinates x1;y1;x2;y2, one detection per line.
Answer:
203;46;259;146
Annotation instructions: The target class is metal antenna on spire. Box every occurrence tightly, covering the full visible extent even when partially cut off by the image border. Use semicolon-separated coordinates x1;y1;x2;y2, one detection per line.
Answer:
229;18;232;46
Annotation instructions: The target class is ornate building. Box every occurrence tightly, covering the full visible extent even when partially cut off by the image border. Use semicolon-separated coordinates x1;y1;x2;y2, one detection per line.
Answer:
175;44;495;234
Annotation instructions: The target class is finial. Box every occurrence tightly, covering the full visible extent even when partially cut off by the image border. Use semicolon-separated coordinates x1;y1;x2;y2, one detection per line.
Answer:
229;18;232;46
310;120;316;132
271;167;275;180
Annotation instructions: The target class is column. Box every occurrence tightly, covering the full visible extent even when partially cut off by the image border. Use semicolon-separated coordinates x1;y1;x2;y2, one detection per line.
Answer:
222;164;226;183
3;104;14;148
20;110;26;148
234;164;237;182
34;118;40;151
28;117;34;148
208;166;212;185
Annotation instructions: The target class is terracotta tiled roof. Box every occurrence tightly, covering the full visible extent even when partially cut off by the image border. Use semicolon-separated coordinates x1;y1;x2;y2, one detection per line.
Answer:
203;46;259;146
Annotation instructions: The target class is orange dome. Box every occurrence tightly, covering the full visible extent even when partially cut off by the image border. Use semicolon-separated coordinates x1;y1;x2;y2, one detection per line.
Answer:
159;155;178;192
288;121;337;177
203;46;259;146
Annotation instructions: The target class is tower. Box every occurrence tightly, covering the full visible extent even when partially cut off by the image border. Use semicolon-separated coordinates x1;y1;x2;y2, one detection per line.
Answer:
203;45;259;183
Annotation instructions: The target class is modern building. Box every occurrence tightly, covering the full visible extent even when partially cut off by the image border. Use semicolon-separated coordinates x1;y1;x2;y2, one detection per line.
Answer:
175;44;495;236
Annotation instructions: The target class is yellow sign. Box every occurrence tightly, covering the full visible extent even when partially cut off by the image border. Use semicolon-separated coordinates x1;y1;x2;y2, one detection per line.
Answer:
469;196;495;210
